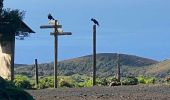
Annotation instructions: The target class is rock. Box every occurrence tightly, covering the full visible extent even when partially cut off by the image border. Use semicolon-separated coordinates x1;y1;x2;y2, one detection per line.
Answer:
109;81;121;86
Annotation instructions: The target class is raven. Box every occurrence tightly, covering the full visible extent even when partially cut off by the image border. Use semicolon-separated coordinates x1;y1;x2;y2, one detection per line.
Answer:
91;18;99;26
48;13;55;20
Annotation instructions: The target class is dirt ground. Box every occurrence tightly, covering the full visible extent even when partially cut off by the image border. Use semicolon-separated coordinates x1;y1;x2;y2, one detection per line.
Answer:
27;84;170;100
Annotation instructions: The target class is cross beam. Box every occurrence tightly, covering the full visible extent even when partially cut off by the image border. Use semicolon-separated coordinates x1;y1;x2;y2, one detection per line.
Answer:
40;20;72;88
50;32;72;35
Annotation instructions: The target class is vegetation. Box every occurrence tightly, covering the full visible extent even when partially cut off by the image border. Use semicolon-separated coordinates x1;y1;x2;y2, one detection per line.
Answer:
0;76;34;100
13;54;170;88
39;76;54;89
13;75;32;89
122;77;138;85
0;0;27;44
4;74;169;90
137;76;155;84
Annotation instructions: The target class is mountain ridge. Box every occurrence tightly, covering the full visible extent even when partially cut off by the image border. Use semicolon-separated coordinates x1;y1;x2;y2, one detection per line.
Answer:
15;53;158;77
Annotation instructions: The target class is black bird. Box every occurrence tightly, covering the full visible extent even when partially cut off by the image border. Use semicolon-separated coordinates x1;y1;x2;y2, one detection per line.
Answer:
91;18;99;26
48;13;55;20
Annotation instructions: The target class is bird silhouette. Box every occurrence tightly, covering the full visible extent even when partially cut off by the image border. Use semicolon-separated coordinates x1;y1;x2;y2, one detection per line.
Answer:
91;18;99;26
48;13;55;20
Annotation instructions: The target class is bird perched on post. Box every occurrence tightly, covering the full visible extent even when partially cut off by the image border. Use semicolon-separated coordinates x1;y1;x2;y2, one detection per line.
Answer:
91;18;99;26
48;13;55;20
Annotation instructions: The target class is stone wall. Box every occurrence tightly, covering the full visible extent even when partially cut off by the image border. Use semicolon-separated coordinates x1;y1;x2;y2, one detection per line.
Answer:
0;42;12;79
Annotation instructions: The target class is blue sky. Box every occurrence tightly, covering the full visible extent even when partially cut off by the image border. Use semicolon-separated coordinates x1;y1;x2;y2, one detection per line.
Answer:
4;0;170;64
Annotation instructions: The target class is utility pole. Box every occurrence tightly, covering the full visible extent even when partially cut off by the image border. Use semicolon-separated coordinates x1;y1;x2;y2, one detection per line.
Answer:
93;25;96;86
40;20;72;88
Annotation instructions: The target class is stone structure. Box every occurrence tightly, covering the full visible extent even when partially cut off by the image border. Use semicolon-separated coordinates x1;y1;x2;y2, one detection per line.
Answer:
0;21;34;80
0;42;12;79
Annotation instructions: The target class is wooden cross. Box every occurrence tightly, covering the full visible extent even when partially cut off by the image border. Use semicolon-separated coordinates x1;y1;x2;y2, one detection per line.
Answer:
40;20;72;88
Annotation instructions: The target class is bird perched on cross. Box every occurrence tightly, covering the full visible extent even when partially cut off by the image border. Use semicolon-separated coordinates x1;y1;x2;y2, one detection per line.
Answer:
48;13;55;20
91;18;99;26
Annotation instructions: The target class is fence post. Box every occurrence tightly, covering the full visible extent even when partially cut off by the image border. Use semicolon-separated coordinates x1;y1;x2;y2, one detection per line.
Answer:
35;59;39;88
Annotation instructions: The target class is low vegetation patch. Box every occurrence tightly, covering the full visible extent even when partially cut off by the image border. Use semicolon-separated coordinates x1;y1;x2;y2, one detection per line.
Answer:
14;75;32;89
11;74;170;89
137;76;156;84
0;76;34;100
122;77;138;85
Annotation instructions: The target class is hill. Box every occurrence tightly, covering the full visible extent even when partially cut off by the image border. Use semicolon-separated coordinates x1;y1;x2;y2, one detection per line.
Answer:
144;59;170;78
15;53;158;77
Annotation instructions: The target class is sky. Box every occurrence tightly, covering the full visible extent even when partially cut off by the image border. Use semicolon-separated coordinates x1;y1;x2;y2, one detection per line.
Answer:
4;0;170;64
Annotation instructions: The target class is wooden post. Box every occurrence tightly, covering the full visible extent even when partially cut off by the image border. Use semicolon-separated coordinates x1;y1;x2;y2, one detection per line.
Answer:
117;53;120;82
40;19;72;88
54;20;58;88
35;59;39;88
93;25;96;86
11;35;15;81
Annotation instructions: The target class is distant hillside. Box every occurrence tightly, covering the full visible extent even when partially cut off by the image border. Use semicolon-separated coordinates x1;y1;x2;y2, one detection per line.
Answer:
15;53;158;77
14;64;28;68
144;60;170;78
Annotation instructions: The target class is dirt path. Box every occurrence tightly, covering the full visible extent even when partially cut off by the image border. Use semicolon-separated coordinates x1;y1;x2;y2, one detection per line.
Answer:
27;85;170;100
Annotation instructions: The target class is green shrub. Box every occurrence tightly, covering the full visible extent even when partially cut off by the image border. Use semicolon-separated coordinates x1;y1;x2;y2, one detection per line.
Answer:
96;78;108;86
59;79;74;88
0;77;15;89
78;78;93;87
58;76;77;88
39;77;54;89
96;77;119;86
137;76;155;84
0;76;34;100
137;76;145;84
71;74;90;83
122;77;138;85
14;75;32;89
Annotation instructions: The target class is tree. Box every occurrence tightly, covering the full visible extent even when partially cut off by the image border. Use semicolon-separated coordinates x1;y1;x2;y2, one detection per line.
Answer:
0;0;3;13
0;9;25;42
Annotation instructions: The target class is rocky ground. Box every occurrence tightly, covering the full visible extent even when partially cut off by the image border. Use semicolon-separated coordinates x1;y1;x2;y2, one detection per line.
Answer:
27;84;170;100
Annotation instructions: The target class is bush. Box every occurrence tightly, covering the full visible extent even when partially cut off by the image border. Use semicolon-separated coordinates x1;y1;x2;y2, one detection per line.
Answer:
78;78;93;87
0;77;15;89
0;76;34;100
39;77;54;89
59;79;74;88
137;76;155;84
96;78;108;86
122;77;138;85
39;76;78;89
58;76;77;88
71;74;90;83
14;75;32;89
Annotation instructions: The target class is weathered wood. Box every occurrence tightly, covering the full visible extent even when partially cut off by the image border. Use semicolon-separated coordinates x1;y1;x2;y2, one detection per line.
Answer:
10;35;15;81
93;25;96;86
50;32;72;36
35;59;39;88
40;25;62;29
54;34;58;88
40;19;72;88
54;20;58;88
